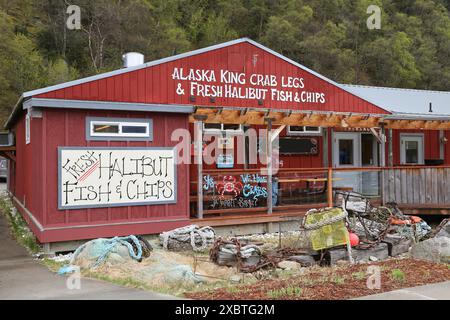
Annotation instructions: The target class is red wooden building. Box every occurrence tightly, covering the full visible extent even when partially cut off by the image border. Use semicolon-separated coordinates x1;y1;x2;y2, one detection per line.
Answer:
4;38;450;249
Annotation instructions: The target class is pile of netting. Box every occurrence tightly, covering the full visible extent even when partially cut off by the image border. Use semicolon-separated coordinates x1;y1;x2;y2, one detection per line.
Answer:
159;225;216;252
209;238;262;271
337;191;432;248
58;235;153;274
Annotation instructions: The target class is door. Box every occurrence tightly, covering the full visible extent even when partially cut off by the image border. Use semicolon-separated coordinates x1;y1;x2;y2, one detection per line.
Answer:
400;134;424;165
332;132;362;193
333;132;360;167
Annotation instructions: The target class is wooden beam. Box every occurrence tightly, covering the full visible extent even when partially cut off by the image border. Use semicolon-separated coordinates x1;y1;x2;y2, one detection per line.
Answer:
270;125;286;143
424;121;441;130
0;151;15;162
279;113;306;125
242;110;265;124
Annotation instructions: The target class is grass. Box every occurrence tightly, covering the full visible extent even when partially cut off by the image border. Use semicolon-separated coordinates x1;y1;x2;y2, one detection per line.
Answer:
332;275;346;285
0;196;40;254
266;286;303;299
41;258;66;272
85;271;153;291
352;271;366;280
390;269;406;282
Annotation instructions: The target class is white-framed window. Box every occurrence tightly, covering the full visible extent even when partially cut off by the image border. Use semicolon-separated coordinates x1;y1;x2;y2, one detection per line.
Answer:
86;117;153;141
400;134;424;165
25;113;31;144
203;123;243;134
287;126;322;135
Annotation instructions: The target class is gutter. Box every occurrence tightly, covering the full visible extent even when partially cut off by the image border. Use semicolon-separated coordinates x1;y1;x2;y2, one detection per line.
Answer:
384;113;450;121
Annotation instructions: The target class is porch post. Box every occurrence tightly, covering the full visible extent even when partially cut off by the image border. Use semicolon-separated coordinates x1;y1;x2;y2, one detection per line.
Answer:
193;114;207;219
380;123;386;167
388;128;393;167
327;167;333;207
380;123;387;205
322;128;329;167
265;117;273;215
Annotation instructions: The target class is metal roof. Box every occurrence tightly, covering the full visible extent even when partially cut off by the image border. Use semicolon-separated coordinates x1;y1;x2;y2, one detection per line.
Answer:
340;84;450;117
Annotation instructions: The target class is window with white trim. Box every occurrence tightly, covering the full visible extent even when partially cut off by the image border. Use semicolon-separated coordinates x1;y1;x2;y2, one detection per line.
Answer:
203;123;243;134
87;117;153;141
287;126;321;135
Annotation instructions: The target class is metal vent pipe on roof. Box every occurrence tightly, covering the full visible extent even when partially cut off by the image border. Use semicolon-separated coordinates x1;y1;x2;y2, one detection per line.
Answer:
122;52;144;68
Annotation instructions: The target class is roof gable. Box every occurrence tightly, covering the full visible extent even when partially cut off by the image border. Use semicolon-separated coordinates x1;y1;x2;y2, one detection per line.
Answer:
27;38;389;115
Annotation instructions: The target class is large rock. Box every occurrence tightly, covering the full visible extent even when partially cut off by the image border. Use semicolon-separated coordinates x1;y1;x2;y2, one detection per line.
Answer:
435;221;450;238
277;260;301;270
382;235;412;256
288;255;316;267
327;243;389;265
411;237;450;263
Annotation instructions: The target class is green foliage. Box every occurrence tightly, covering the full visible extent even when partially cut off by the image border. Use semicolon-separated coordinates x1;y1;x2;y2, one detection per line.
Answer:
332;275;346;285
352;271;366;280
2;0;450;124
390;268;406;282
0;197;40;254
266;286;303;299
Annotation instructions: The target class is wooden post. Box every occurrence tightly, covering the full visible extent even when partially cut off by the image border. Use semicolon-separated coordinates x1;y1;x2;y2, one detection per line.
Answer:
380;124;386;167
194;115;207;219
327;167;333;207
388;128;393;167
265;117;273;215
380;124;387;205
322;128;329;167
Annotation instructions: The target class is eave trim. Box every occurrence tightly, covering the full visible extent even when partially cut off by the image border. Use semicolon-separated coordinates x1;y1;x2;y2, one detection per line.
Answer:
23;98;195;114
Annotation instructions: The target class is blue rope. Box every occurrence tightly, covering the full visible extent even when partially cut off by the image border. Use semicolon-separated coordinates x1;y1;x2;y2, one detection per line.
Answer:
61;235;143;273
92;235;142;267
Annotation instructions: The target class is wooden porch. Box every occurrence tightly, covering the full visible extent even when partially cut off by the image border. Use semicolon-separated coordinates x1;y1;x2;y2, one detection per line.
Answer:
190;166;450;228
188;106;450;228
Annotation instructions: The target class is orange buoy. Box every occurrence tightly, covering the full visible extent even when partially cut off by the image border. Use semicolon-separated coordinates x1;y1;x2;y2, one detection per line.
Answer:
349;232;359;247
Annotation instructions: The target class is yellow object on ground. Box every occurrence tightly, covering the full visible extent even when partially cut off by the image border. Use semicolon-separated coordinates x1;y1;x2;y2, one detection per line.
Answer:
304;208;349;251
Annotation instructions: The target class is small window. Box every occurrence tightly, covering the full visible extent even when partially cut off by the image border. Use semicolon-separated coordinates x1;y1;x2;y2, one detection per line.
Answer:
287;126;321;135
203;123;243;134
400;134;424;165
86;117;153;141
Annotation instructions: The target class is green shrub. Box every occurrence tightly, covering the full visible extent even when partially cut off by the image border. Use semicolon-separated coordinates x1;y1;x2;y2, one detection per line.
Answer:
390;269;406;282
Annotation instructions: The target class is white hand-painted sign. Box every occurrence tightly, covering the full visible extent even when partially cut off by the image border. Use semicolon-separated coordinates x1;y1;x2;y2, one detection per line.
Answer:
58;147;176;209
171;67;326;104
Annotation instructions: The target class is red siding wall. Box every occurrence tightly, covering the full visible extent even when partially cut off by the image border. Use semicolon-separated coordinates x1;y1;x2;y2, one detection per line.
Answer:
391;129;441;165
10;108;190;243
188;123;323;174
35;42;388;115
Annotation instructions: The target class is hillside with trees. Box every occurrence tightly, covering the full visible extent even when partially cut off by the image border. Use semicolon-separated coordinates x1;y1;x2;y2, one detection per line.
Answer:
1;0;450;124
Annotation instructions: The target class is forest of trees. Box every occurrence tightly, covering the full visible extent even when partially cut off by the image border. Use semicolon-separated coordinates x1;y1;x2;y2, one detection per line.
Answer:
1;0;450;124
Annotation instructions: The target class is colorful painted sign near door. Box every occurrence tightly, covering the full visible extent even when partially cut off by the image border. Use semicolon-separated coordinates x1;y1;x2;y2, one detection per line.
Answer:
202;173;268;209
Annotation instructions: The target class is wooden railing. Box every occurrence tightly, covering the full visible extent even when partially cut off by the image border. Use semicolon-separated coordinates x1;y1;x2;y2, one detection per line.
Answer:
190;165;450;217
382;166;450;207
